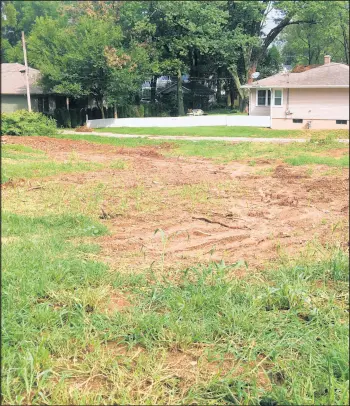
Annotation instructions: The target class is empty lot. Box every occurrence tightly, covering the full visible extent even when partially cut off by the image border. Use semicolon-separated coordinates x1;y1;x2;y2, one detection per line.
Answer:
2;134;349;405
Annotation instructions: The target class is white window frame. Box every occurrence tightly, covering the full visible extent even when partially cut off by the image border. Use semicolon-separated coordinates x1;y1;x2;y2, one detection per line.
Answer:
273;89;283;107
256;89;271;107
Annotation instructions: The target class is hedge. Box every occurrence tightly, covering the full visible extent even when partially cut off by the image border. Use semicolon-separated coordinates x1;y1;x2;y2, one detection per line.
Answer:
1;110;57;136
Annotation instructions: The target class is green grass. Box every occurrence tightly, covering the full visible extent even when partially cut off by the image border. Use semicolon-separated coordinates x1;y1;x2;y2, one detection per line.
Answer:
93;126;301;138
1;145;128;183
91;126;349;139
2;210;349;404
285;155;349;167
2;138;349;404
169;140;350;167
49;133;350;167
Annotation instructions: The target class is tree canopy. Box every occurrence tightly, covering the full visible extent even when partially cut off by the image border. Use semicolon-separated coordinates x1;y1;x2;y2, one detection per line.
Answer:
1;1;348;116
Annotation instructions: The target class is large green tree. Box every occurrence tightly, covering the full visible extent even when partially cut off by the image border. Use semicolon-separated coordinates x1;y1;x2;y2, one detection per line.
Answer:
116;1;230;116
281;1;349;65
28;13;150;117
1;0;60;62
220;1;327;110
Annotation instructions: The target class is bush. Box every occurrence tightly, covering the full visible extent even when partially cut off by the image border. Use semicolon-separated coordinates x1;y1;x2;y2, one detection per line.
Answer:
1;110;57;136
54;108;71;128
69;109;79;128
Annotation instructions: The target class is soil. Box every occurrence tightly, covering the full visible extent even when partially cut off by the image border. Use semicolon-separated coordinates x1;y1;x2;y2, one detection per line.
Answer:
5;136;349;272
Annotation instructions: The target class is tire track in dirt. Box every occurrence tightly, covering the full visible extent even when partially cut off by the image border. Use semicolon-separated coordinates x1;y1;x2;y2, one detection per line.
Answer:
5;136;349;271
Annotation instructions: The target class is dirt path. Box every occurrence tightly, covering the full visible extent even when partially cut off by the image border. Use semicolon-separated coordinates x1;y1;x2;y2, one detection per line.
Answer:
4;136;349;274
62;130;350;144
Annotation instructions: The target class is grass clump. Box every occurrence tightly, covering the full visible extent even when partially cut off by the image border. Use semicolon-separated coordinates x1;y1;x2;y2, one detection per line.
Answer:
285;155;349;167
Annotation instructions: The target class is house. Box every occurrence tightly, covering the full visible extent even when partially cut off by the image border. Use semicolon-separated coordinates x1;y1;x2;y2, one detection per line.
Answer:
141;75;189;102
0;63;62;114
242;56;349;129
157;80;215;111
0;63;106;125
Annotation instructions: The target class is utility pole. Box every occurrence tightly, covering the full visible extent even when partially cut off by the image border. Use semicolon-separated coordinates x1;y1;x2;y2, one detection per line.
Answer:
21;31;31;112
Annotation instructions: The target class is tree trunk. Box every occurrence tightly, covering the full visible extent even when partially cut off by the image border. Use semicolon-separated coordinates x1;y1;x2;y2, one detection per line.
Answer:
247;62;257;85
341;25;349;64
228;67;249;113
177;69;185;116
150;75;158;116
97;97;105;119
229;80;235;109
227;92;231;108
216;68;222;104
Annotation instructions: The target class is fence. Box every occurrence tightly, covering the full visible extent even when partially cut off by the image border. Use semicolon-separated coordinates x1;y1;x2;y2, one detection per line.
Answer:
86;115;271;129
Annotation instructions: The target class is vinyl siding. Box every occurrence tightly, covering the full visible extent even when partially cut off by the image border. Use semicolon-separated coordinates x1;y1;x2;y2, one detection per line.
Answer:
271;88;349;120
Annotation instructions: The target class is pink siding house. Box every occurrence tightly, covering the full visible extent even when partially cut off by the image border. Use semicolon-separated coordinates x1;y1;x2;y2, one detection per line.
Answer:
242;56;349;130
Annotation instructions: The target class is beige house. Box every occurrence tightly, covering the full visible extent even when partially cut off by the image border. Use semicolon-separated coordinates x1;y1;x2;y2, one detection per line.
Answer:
0;63;57;113
242;56;349;129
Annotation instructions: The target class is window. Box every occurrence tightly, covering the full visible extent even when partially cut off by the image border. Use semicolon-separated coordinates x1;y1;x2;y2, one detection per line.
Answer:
293;119;303;123
257;90;271;106
273;89;283;106
336;120;347;125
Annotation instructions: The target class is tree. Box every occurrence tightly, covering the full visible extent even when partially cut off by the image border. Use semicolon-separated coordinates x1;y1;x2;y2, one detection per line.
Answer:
1;1;60;62
119;1;229;116
28;14;150;118
259;45;283;78
220;1;333;111
281;1;349;65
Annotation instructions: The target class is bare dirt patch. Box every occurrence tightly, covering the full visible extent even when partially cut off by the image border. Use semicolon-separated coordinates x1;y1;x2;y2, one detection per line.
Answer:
5;136;349;272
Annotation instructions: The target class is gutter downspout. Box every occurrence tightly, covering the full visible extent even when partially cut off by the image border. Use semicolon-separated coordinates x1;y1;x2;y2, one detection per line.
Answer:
286;88;290;119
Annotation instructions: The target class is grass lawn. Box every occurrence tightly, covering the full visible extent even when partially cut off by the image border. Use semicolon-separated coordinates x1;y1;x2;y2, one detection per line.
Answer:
2;210;349;404
51;133;349;167
91;126;349;139
2;136;349;405
1;144;127;183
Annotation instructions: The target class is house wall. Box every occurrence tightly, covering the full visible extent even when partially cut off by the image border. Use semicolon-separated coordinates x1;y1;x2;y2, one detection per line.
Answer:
271;88;349;120
271;88;349;129
272;119;349;130
1;94;39;113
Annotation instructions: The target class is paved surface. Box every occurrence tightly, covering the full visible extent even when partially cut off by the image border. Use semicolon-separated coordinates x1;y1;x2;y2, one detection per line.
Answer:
62;130;350;144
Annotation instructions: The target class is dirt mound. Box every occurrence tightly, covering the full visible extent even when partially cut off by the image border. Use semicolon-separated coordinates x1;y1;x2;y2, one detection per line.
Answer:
273;165;310;179
306;178;349;195
116;146;164;159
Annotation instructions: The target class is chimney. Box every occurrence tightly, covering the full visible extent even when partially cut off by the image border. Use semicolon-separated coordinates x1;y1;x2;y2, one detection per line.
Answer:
324;55;331;64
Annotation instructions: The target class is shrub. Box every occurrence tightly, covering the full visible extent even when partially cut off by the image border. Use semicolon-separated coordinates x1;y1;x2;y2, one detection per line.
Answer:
54;108;71;128
1;110;57;136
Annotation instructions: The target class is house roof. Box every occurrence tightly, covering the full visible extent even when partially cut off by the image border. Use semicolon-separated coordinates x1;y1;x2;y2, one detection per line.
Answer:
242;63;349;89
1;63;44;95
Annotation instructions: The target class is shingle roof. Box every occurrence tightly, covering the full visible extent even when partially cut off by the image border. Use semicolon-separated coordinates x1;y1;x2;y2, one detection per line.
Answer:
242;63;349;89
1;63;44;95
